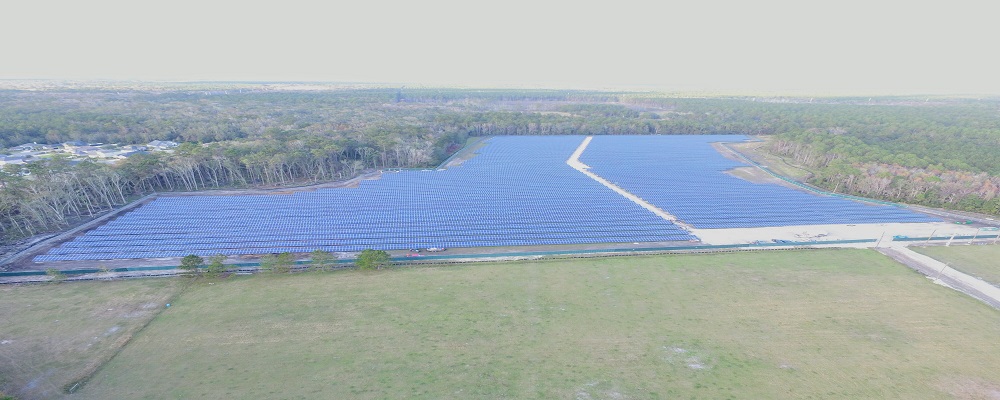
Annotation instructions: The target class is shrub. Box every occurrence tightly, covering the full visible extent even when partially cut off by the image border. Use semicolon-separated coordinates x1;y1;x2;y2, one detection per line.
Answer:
356;249;391;270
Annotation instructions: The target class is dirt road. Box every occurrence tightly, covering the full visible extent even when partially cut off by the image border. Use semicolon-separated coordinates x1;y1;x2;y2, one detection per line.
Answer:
878;246;1000;309
566;136;693;231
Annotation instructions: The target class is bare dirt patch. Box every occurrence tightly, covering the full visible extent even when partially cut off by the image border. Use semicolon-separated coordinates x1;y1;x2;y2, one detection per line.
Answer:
158;171;380;197
713;142;811;192
724;166;796;187
442;137;488;168
724;138;814;181
936;377;1000;400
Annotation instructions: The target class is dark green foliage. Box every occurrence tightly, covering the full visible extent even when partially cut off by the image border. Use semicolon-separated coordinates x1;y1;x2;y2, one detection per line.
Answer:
765;102;1000;215
45;268;65;283
309;249;336;272
3;89;999;243
206;254;227;277
356;249;391;270
260;252;295;273
274;253;295;273
258;254;276;273
180;255;204;272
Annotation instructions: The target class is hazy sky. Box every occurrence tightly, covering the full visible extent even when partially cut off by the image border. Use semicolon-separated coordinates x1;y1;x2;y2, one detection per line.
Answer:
3;0;997;94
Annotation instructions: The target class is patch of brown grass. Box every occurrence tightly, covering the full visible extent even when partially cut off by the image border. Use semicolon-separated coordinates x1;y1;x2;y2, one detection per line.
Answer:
0;279;184;399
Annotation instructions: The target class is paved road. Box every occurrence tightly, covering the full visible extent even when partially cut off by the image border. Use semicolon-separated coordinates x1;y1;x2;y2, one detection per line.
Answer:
878;246;1000;310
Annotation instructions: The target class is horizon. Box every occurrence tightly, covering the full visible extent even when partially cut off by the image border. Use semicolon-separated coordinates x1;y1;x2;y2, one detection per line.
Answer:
2;79;998;98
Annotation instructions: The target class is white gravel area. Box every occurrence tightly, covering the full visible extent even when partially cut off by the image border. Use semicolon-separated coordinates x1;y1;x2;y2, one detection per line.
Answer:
691;222;985;246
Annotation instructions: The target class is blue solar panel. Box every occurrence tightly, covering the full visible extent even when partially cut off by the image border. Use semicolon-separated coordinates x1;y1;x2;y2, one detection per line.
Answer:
36;136;696;261
579;135;939;228
34;135;939;262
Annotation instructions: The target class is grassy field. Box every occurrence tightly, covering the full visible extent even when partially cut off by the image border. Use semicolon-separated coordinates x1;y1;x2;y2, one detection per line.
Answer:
58;249;1000;399
0;278;184;400
912;244;1000;287
728;139;814;181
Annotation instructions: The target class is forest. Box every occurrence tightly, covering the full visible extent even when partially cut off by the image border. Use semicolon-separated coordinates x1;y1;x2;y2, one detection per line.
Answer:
2;87;999;244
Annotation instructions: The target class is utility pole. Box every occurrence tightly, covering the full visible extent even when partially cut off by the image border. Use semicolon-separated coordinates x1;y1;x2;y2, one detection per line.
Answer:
935;262;949;282
923;229;937;247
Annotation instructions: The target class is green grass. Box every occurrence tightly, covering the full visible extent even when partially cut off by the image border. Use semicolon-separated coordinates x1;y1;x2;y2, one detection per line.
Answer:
912;244;1000;287
0;278;184;400
65;249;1000;399
729;140;814;181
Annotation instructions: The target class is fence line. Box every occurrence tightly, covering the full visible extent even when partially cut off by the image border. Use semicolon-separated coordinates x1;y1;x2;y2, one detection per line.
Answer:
0;238;877;278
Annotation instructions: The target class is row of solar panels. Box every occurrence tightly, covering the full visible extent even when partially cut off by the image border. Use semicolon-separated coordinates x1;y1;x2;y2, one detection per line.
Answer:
94;219;668;229
37;235;685;261
79;231;688;242
92;205;657;220
39;135;939;262
38;136;699;261
580;136;938;229
48;235;689;255
87;220;683;231
61;227;685;245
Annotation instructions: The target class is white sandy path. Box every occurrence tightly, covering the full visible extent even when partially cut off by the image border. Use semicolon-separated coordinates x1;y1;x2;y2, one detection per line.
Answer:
569;135;1000;308
883;245;1000;309
563;136;990;245
566;136;695;232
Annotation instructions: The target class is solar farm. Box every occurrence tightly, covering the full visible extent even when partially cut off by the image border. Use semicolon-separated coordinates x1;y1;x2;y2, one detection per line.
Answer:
580;135;938;228
34;135;939;262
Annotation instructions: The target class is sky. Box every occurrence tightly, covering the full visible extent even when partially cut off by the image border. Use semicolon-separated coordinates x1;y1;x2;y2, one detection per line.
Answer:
3;0;998;95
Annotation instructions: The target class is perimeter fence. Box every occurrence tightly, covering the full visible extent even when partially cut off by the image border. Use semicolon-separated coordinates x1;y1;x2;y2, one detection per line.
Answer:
1;238;877;278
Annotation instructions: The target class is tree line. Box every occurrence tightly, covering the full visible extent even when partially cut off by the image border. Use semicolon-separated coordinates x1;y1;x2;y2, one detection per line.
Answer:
1;130;458;242
3;88;999;246
769;138;1000;215
179;248;390;278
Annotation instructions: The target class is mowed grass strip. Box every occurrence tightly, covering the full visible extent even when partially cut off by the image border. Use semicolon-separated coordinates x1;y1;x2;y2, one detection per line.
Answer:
76;249;1000;399
0;278;184;400
912;244;1000;287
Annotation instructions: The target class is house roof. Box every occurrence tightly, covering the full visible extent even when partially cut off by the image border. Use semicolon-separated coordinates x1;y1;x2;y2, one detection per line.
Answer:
147;140;179;147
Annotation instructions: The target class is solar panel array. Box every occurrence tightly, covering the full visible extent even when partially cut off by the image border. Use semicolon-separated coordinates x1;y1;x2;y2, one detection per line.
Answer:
579;135;939;228
36;136;694;261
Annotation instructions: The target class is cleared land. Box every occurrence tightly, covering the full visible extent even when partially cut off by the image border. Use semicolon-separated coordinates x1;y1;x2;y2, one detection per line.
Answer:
0;279;184;400
30;135;942;265
60;249;1000;399
726;138;814;181
912;244;1000;287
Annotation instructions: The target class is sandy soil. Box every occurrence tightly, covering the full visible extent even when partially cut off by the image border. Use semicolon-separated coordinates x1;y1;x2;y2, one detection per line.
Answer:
724;166;801;188
158;171;380;197
691;221;986;246
724;139;814;181
566;136;693;230
442;137;488;168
